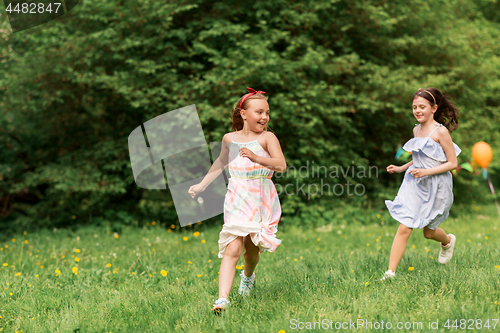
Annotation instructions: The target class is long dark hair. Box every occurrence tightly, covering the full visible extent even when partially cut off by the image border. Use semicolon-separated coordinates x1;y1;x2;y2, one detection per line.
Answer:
412;87;459;132
231;92;268;131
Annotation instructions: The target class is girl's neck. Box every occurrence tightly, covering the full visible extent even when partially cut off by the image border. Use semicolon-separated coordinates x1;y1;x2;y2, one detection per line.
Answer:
420;118;439;130
237;127;264;138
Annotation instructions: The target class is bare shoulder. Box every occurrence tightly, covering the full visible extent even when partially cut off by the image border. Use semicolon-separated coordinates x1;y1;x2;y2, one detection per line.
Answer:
222;132;234;142
262;131;279;142
437;125;451;138
435;125;451;144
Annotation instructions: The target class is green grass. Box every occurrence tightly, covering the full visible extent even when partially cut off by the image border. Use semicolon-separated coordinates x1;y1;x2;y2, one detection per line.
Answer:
1;205;499;332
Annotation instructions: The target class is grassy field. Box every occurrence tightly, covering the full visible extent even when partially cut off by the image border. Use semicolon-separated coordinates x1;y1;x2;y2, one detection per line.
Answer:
0;205;499;333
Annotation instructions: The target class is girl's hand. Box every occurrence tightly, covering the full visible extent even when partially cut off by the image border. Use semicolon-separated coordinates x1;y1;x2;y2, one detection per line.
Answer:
409;168;428;179
387;165;402;174
239;147;258;162
188;183;206;198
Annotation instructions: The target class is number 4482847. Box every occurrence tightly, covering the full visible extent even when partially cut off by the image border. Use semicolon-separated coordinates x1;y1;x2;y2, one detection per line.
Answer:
443;319;498;330
5;3;61;14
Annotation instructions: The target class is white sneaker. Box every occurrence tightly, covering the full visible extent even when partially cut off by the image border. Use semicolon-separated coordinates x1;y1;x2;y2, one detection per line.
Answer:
438;234;456;264
212;298;230;315
238;271;255;296
380;270;395;281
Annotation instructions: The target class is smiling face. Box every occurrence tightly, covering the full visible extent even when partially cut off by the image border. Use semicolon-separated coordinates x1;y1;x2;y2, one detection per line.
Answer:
240;98;270;132
412;96;437;123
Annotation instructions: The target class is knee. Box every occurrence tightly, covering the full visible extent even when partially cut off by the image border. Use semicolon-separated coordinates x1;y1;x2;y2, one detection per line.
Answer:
244;249;259;262
397;225;413;236
225;242;242;258
423;229;434;239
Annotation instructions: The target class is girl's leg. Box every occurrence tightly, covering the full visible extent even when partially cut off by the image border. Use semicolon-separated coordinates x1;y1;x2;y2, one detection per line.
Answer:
423;227;451;245
388;224;413;272
218;237;243;299
243;235;260;277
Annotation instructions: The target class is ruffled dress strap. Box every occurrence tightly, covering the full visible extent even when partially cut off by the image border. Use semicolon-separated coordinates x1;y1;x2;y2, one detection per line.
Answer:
403;124;461;162
427;123;441;137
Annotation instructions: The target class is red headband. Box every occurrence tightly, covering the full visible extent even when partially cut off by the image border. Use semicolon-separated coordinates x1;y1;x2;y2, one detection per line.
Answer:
239;87;266;109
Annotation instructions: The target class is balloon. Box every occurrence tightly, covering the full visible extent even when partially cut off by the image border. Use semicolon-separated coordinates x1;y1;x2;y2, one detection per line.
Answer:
472;142;493;169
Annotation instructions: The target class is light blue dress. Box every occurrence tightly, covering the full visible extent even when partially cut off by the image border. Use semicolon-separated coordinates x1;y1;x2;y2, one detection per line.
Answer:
385;123;461;230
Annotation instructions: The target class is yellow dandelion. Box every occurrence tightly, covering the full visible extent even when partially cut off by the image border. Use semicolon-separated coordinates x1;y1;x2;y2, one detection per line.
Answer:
278;330;286;333
149;274;152;277
426;249;430;252
40;266;44;269
9;292;12;296
75;249;81;253
366;243;370;246
24;240;28;244
74;257;80;262
412;244;415;249
55;269;61;275
170;224;175;229
2;263;8;267
378;246;381;249
197;274;201;278
430;256;434;259
114;233;119;239
72;267;78;275
294;258;297;262
11;239;15;242
132;272;135;275
408;267;414;271
467;239;471;242
317;238;320;241
365;282;369;285
15;272;21;277
377;214;381;218
193;232;200;237
485;236;489;240
167;229;172;233
188;261;192;264
160;270;168;276
183;237;188;241
197;221;202;225
152;221;156;225
207;259;212;263
201;239;206;244
107;263;111;268
28;284;31;287
35;275;38;277
146;222;150;226
376;239;379;242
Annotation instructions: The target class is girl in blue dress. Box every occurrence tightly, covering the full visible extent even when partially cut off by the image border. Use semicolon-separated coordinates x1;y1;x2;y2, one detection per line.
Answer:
383;88;461;280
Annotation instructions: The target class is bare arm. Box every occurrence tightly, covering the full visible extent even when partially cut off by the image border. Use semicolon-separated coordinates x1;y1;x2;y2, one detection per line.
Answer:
399;160;414;172
411;127;457;177
409;127;458;179
188;134;230;197
199;134;231;188
241;132;287;172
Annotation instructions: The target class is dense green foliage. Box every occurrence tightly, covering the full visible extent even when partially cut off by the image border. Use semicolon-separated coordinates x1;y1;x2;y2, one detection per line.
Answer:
1;0;499;230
